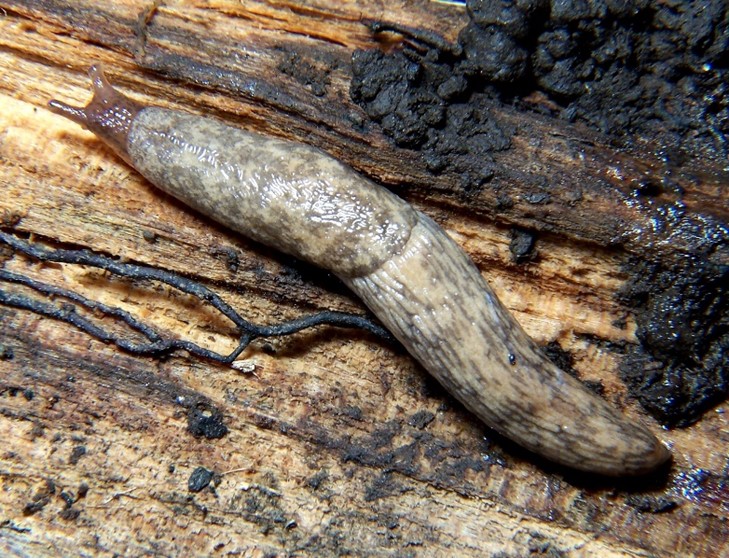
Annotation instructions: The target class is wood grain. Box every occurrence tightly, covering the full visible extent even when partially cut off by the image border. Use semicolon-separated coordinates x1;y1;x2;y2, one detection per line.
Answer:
0;1;726;556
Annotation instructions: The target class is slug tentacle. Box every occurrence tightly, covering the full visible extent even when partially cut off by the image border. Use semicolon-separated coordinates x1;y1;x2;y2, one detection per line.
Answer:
48;65;671;476
49;65;142;164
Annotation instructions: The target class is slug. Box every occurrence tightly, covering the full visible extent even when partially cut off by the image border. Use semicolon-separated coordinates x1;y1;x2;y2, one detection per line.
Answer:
48;65;670;476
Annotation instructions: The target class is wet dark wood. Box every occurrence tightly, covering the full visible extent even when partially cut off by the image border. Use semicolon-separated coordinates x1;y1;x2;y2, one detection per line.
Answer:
0;1;726;556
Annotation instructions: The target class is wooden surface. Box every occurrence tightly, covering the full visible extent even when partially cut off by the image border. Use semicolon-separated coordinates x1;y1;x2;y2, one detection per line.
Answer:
0;1;727;556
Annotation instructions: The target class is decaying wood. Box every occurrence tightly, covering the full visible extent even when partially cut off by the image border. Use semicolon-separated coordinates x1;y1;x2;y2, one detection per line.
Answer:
0;1;726;557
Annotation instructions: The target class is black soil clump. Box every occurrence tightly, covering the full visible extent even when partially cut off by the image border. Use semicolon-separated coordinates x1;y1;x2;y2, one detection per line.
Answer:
351;0;728;173
619;256;728;427
187;403;228;439
350;46;512;193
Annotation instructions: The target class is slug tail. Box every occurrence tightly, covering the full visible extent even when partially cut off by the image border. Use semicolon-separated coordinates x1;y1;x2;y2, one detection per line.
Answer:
48;64;144;164
344;212;670;476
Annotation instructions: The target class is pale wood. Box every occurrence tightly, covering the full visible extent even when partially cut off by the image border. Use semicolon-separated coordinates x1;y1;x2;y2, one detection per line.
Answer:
0;1;726;557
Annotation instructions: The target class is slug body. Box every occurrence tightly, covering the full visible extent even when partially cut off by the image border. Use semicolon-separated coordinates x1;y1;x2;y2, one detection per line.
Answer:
49;66;670;476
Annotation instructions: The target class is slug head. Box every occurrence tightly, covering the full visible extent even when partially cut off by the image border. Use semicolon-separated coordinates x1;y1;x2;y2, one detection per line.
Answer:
48;64;144;164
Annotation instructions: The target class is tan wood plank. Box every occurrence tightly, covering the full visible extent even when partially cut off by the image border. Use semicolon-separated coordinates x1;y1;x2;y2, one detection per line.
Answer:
0;1;726;556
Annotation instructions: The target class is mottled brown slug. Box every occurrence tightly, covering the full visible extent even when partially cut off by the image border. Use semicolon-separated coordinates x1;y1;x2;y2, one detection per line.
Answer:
48;65;670;476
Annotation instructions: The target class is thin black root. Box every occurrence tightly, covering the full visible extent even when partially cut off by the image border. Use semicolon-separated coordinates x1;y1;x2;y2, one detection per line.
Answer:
0;230;393;364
